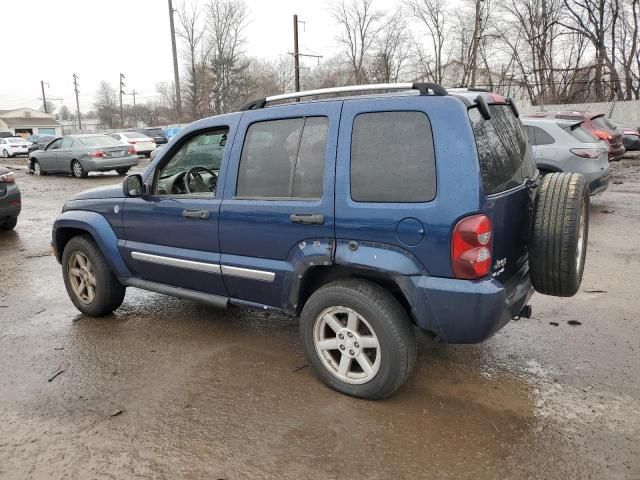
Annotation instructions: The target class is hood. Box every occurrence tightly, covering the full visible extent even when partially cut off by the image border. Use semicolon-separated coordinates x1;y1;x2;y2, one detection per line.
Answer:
71;184;123;200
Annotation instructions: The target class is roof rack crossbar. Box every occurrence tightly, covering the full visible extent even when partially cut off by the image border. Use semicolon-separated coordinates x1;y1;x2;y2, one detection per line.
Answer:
240;82;448;110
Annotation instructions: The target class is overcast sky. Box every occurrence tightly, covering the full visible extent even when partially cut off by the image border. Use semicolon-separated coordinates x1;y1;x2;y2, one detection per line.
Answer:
0;0;401;113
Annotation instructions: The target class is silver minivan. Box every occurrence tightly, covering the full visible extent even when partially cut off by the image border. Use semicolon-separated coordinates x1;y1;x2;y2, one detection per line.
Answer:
522;117;610;194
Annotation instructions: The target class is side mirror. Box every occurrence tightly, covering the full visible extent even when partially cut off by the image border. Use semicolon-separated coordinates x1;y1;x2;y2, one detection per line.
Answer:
123;174;145;197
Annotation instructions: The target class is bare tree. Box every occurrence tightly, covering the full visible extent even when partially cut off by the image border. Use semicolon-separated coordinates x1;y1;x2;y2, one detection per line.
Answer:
561;0;624;100
405;0;449;83
332;0;385;84
205;0;251;114
615;0;640;99
369;10;412;82
177;0;205;121
94;81;117;128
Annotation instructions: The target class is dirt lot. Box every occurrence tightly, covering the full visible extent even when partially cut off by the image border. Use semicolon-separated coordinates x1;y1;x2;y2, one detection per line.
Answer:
0;154;639;479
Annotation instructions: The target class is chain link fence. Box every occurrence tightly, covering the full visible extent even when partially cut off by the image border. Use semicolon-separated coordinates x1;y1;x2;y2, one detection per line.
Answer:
519;100;640;129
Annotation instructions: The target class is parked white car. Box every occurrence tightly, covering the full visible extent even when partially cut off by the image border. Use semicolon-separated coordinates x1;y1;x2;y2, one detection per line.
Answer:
109;132;155;157
0;137;32;158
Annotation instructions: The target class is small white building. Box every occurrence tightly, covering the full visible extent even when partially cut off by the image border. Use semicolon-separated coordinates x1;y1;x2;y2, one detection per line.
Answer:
0;108;63;137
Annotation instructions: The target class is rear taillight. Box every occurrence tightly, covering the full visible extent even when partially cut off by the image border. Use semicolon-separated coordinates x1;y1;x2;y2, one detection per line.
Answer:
88;150;105;158
127;147;136;155
0;172;15;183
570;148;605;159
593;129;613;141
451;214;493;279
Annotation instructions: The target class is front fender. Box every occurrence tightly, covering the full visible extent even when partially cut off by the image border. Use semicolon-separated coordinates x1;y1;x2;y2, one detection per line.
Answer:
52;210;131;280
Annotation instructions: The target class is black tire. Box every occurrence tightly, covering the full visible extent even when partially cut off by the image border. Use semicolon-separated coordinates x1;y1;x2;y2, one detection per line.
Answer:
32;160;46;176
1;216;17;231
300;279;416;400
116;167;130;175
529;172;589;297
71;160;88;178
61;235;126;316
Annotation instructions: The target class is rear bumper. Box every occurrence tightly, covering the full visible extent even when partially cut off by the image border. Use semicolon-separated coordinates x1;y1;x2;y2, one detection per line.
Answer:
0;184;21;219
82;156;139;172
406;263;534;343
589;173;610;195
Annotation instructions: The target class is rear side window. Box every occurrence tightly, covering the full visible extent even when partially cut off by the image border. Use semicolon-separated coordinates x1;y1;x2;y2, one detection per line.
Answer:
350;111;436;202
528;125;555;145
236;117;327;199
567;125;598;143
469;105;536;195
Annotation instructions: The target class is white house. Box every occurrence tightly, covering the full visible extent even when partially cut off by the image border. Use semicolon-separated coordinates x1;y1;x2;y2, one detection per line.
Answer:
0;108;63;137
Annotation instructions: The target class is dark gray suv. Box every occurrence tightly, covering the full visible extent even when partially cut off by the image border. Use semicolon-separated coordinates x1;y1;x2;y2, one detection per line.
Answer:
0;167;21;231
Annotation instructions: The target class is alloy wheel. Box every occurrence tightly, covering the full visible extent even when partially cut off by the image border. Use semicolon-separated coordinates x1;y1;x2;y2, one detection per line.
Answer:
313;306;381;385
67;251;96;304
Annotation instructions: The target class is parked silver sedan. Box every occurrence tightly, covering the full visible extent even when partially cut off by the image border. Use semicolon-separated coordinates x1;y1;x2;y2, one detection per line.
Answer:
28;134;139;178
521;117;610;195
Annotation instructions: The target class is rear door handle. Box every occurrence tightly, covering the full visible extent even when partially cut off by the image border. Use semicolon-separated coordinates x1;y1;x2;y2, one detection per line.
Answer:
290;213;324;225
182;209;210;220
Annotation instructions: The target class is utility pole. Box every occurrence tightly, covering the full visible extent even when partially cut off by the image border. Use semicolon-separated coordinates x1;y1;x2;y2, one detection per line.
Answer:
40;81;48;113
168;0;182;120
293;14;300;92
290;15;322;94
132;89;138;126
119;73;126;128
73;73;82;130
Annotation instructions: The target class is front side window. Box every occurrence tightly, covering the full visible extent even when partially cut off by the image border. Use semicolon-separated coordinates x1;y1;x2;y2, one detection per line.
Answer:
350;111;436;203
155;128;228;196
47;139;62;150
61;138;73;149
236;117;327;199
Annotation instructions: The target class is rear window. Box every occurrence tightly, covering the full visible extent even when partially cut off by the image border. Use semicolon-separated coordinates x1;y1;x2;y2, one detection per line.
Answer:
591;116;616;131
124;132;149;139
78;136;121;147
469;105;536;195
350;111;436;202
7;138;24;143
144;128;165;136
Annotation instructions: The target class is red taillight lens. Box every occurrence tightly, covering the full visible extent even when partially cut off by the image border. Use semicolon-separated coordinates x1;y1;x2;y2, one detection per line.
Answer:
570;148;605;159
593;129;613;141
451;214;493;279
88;150;105;158
0;172;15;183
127;147;136;155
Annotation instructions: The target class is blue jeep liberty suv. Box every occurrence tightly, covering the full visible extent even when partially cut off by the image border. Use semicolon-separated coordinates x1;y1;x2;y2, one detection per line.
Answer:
52;83;590;399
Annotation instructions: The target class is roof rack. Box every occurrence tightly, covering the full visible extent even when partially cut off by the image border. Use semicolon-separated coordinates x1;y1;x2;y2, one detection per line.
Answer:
240;82;448;111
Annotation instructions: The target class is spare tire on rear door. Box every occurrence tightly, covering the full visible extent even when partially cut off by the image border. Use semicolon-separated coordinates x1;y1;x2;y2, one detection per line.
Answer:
529;172;589;297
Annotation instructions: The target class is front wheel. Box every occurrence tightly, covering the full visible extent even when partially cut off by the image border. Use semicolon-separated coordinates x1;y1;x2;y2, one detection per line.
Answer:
116;167;130;175
62;235;126;316
2;149;9;158
300;279;416;400
32;160;46;176
71;160;88;178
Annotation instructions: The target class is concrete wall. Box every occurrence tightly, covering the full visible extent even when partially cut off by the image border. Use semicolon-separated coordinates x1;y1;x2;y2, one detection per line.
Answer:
520;100;640;128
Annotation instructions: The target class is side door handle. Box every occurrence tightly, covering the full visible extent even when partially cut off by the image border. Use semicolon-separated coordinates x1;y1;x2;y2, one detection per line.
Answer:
290;213;324;225
182;209;210;220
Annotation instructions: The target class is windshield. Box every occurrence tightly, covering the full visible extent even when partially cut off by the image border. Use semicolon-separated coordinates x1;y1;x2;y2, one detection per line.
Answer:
78;136;122;147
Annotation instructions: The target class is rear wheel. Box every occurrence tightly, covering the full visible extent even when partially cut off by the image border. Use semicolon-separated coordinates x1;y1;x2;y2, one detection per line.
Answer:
300;279;416;399
62;235;126;316
529;172;589;297
116;167;130;175
0;216;17;231
71;160;87;178
2;149;9;158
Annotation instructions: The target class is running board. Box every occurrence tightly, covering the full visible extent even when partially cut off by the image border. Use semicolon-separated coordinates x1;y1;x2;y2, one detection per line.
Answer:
123;278;229;309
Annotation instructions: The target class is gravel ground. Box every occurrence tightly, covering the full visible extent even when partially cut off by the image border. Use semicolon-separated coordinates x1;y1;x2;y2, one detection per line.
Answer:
0;153;639;479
